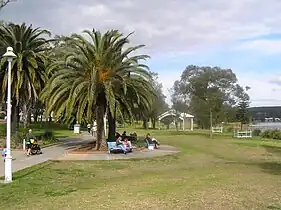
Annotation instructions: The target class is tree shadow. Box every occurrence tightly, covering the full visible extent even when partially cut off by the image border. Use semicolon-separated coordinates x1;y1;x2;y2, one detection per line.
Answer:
262;144;281;156
12;161;54;180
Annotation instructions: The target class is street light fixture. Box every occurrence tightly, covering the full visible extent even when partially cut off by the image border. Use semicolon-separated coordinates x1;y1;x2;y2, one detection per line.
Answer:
3;46;16;183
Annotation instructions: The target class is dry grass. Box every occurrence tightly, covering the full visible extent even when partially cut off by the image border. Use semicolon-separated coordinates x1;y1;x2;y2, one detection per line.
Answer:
1;131;281;209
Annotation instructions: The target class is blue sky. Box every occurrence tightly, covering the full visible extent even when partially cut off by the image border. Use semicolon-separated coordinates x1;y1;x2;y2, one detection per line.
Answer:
2;0;281;107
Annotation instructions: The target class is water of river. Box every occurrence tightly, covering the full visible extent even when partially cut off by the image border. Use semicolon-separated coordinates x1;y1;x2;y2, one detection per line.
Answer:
250;122;281;131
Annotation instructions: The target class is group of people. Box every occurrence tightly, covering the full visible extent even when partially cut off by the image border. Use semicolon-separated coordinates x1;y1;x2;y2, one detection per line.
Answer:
114;131;133;154
114;131;160;152
87;123;97;136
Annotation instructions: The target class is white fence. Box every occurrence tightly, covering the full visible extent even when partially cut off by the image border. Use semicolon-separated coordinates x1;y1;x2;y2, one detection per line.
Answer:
211;126;223;133
233;130;252;138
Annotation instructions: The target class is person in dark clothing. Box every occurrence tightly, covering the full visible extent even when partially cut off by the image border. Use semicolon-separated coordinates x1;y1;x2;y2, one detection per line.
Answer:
115;132;121;139
122;131;127;137
25;129;34;156
144;133;160;149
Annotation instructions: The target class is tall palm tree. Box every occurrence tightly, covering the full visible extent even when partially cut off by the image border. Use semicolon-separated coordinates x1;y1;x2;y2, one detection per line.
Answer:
41;29;154;150
0;23;51;132
107;73;156;140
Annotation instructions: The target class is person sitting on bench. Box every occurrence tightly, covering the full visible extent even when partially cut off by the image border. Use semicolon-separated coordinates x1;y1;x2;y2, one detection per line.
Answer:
122;131;127;138
116;136;128;154
115;132;121;139
123;138;132;151
145;133;160;149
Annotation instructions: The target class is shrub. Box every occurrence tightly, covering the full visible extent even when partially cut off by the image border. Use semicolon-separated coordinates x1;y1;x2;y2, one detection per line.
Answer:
40;130;56;141
252;129;261;137
226;127;233;133
261;129;281;140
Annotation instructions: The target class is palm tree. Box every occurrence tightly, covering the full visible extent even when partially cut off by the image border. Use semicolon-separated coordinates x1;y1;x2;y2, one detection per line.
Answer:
107;73;156;140
0;23;51;132
41;29;154;150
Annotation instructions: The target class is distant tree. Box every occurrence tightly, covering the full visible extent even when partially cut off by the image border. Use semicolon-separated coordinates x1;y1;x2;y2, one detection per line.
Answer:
0;0;16;10
236;86;250;125
147;73;169;129
0;23;51;133
172;65;250;129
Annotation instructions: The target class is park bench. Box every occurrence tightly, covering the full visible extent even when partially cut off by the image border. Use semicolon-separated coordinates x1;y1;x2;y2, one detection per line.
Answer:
107;141;132;154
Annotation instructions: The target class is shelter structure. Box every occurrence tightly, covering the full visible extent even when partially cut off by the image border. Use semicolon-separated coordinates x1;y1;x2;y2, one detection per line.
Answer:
158;109;194;131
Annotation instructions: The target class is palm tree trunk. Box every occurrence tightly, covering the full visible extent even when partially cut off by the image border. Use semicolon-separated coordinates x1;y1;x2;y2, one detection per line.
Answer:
95;104;107;150
152;118;156;129
143;118;148;129
107;104;116;142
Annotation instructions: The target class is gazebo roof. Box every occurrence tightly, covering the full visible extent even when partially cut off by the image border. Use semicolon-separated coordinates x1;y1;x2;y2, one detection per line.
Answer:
158;109;194;121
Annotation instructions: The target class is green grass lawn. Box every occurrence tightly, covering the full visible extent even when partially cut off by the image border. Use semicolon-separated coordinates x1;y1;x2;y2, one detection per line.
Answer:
1;130;281;209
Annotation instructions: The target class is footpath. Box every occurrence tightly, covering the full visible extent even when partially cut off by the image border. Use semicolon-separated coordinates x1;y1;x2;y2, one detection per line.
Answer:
0;133;93;176
0;133;179;176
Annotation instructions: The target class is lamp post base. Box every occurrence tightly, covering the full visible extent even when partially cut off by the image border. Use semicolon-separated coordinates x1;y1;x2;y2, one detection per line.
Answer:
4;155;12;183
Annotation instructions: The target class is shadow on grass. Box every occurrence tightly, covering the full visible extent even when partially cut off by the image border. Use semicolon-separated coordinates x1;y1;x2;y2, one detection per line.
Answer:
13;161;54;180
259;162;281;175
267;203;281;209
55;135;68;139
262;144;281;156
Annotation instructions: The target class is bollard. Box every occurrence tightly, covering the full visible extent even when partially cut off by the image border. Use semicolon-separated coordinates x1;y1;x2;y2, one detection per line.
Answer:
23;139;25;150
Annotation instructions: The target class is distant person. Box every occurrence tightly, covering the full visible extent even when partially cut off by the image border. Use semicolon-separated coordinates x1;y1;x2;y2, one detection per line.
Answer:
91;122;97;137
122;131;127;137
116;136;127;154
115;132;121;139
145;133;160;149
25;129;34;156
2;144;7;162
87;123;91;133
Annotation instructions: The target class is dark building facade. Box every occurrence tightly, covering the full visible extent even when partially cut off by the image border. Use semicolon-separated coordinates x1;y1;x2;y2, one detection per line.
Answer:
249;106;281;122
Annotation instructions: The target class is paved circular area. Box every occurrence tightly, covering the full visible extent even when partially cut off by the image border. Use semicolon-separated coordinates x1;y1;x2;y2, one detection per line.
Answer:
57;145;179;161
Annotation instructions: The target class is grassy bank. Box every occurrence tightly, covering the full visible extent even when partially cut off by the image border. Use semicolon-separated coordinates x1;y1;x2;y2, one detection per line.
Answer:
0;129;281;209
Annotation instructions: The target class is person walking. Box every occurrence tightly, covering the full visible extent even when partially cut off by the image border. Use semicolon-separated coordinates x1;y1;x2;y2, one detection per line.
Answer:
87;123;91;133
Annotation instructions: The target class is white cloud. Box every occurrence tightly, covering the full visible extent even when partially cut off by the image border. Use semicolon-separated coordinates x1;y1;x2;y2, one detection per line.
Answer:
2;0;281;107
237;73;281;107
3;0;281;54
236;39;281;54
157;71;182;105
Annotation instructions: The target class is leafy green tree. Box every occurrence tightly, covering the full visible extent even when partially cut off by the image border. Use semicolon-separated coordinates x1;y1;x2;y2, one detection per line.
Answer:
236;86;250;125
0;23;51;132
41;29;154;150
172;65;249;129
145;73;169;129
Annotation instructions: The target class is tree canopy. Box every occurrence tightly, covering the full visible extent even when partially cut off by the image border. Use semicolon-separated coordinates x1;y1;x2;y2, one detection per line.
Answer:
172;65;250;128
41;29;156;149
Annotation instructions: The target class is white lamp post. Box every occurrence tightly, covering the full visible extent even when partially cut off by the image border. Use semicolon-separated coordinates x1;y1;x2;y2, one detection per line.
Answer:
3;47;16;183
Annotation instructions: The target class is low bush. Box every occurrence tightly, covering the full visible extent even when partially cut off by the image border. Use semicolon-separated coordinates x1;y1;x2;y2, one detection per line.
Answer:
260;129;281;140
225;126;233;133
252;129;261;137
0;131;25;149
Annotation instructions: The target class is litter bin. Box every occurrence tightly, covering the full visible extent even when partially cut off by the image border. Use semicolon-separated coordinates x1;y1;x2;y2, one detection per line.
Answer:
74;124;80;134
